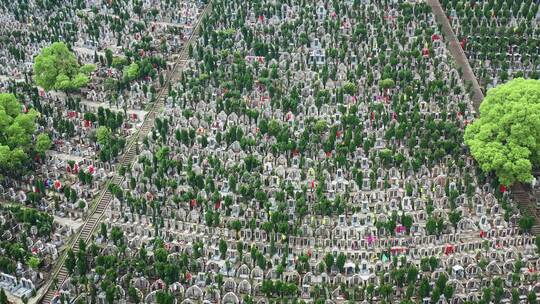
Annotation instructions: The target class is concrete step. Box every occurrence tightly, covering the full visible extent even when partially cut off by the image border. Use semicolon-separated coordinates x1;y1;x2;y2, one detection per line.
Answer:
41;291;55;304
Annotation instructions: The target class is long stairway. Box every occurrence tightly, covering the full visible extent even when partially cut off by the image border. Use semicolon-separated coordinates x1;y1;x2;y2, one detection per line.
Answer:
37;3;212;303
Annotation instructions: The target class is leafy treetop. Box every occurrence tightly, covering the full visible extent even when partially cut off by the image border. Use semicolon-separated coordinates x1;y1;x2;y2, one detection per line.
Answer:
464;78;540;185
33;42;96;91
0;93;44;174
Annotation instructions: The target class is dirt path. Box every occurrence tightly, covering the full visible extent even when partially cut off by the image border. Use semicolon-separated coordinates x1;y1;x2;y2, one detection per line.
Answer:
427;0;484;111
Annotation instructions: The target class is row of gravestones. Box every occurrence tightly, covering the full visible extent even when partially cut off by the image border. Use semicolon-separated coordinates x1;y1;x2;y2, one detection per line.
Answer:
0;273;35;299
445;0;540;88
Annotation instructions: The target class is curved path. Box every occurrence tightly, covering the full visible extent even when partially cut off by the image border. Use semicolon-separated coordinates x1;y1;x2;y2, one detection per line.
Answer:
35;3;212;303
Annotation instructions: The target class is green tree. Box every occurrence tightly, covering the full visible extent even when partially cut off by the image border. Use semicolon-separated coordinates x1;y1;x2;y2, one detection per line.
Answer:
528;291;537;304
123;62;140;81
493;286;504;304
219;239;227;259
236;241;243;261
154;248;168;263
464;78;540;185
314;119;328;134
66;249;76;274
35;133;52;154
128;286;140;303
155;291;174;304
512;288;520;304
96;126;112;147
379;78;395;90
418;278;430;298
519;215;535;233
230;220;242;238
261;280;274;297
449;210;462;229
0;93;39;174
268;119;281;137
379;284;393;301
336;252;346;273
100;223;107;240
110;226;124;246
105;49;113;66
406;266;418;284
76;251;87;276
426;217;438;235
343;82;357;95
33;42;95;91
27;256;40;270
324;253;334;272
106;285;116;304
401;214;413;233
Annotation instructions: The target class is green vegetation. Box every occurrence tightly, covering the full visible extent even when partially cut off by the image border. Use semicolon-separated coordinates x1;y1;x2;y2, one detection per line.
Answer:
33;42;96;91
0;204;54;275
0;93;50;176
465;78;540;185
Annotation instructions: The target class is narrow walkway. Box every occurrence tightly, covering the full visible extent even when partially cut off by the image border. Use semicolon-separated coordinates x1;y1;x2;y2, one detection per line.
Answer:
427;0;484;111
427;0;540;236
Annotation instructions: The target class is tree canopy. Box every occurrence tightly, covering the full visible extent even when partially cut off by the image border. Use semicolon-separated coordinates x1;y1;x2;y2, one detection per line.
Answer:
464;78;540;185
33;42;96;91
0;93;49;174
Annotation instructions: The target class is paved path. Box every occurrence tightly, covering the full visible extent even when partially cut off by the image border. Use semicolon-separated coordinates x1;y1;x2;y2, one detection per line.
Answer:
427;0;484;111
34;3;212;304
53;216;84;232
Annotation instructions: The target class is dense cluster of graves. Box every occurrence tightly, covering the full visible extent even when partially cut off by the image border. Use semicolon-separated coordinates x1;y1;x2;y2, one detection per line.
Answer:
441;0;540;90
0;204;72;300
0;0;204;219
0;0;539;303
48;0;540;303
0;0;203;76
0;0;205;301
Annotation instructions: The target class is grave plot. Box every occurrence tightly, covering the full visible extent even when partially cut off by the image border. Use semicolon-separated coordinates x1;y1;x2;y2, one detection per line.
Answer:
46;0;540;303
0;204;73;299
441;0;540;90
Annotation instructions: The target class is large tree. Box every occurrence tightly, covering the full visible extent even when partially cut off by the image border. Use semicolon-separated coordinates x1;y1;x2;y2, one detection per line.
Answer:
464;78;540;185
33;42;96;91
0;93;50;175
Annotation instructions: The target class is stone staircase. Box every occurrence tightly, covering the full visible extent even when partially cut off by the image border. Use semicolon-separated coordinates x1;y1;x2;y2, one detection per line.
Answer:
39;176;119;304
512;183;540;236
